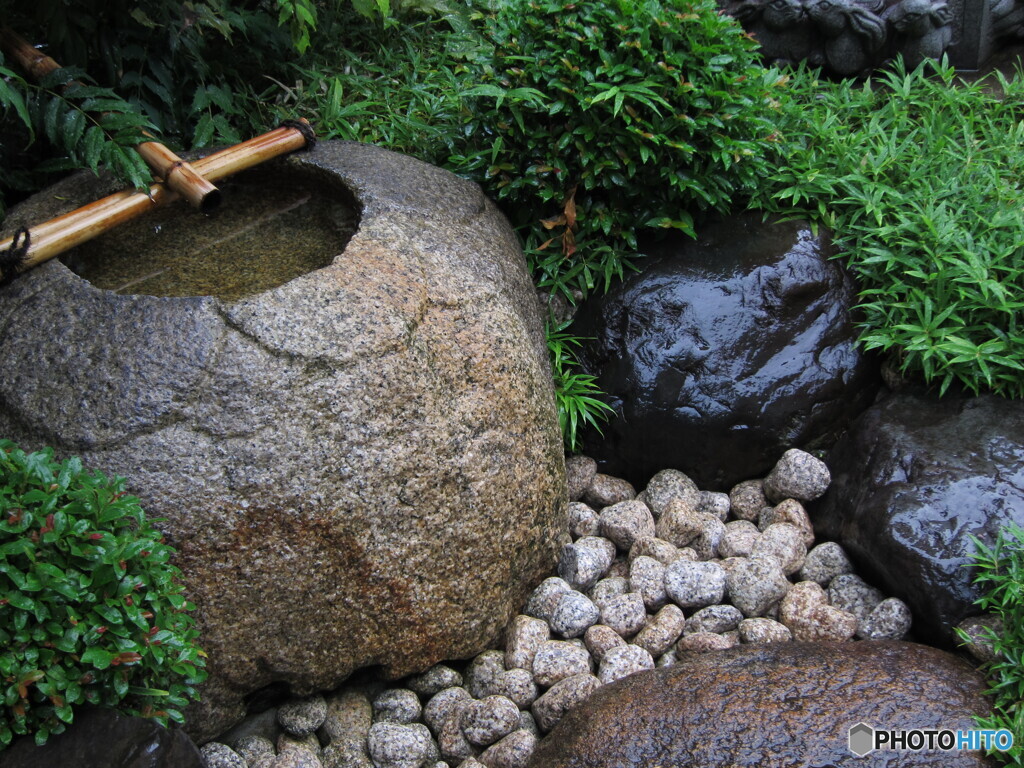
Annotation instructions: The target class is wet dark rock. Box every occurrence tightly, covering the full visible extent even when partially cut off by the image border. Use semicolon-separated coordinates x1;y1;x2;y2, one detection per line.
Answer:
1;706;203;768
813;392;1024;644
572;213;878;490
526;641;995;768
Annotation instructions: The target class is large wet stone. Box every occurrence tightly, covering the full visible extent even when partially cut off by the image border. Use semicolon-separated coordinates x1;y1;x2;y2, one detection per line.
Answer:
1;706;204;768
571;213;878;490
0;141;565;742
526;641;996;768
813;392;1024;644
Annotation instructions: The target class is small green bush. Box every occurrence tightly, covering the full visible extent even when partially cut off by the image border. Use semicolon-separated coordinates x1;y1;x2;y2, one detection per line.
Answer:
547;323;615;451
957;522;1024;766
0;440;205;748
452;0;790;300
754;57;1024;398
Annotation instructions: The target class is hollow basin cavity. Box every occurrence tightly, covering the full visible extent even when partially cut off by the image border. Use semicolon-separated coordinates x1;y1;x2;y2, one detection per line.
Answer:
60;165;358;302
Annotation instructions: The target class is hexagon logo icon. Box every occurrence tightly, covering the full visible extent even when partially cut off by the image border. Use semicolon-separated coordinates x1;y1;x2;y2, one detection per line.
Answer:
849;723;875;756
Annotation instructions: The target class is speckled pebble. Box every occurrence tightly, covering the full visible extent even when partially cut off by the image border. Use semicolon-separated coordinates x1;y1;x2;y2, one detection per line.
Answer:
201;742;247;768
478;729;537;768
565;455;598;501
278;695;328;737
683;604;743;636
632;604;686;657
780;581;858;641
653;498;705;548
664;559;726;609
656;650;678;667
455;759;486;768
717;520;757;560
696;491;730;521
550;591;601;638
524;577;574;623
320;741;373;768
598;592;647;638
725;556;791;617
504;614;551;671
827;573;884;621
690;515;725;560
466;650;507;699
460;695;521;747
234;735;276;765
583;624;627;662
627;536;682;566
531;673;602;732
423;687;473;734
738;617;793;643
628;555;668;611
759;499;814;547
599;499;656;550
642;469;701;519
489;668;539;709
956;614;1004;664
558;537;616;591
763;449;831;503
750;523;807;576
598;644;655;684
799;542;853;585
676;631;737;653
249;756;277;768
407;665;464;697
277;732;320;756
857;597;912;640
532;640;593;687
583;474;636;507
588;576;630;607
373;689;422;724
272;750;323;768
367;722;437;768
728;479;767;521
567;501;601;540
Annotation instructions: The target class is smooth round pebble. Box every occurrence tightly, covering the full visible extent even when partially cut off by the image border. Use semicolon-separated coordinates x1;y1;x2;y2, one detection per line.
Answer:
424;687;473;733
201;742;247;768
583;474;636;507
728;480;767;521
490;667;540;709
234;735;276;765
583;624;627;661
505;614;551;671
827;573;884;621
642;469;701;518
461;695;521;747
598;592;647;638
277;695;328;737
725;555;791;617
367;722;436;768
684;604;743;635
566;455;598;501
598;644;655;684
567;501;601;539
800;542;853;585
479;729;538;768
627;536;682;566
629;555;668;611
750;522;807;575
532;640;593;687
558;537;616;591
550;591;601;638
531;674;602;732
632;604;686;657
677;631;736;653
696;490;731;521
599;499;656;550
524;577;574;622
738;617;793;643
763;448;831;503
857;597;912;640
589;576;630;607
407;665;464;696
664;559;726;609
272;750;323;768
373;689;422;724
760;498;814;547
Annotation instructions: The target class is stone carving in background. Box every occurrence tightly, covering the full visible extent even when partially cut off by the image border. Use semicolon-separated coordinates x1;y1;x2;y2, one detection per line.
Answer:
725;0;952;76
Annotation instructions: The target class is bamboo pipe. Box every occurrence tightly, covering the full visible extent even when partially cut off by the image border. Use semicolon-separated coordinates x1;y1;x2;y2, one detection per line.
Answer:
0;120;315;279
0;26;221;213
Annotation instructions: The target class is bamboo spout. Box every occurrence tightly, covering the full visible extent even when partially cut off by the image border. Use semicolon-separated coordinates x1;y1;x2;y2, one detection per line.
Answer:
0;26;220;212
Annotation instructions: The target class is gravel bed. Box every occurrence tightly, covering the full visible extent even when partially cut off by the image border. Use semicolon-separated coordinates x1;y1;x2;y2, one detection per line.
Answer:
201;449;913;768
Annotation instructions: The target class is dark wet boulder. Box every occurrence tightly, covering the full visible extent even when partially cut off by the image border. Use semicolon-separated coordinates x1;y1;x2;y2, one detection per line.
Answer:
572;212;878;490
1;706;203;768
813;392;1024;644
526;641;996;768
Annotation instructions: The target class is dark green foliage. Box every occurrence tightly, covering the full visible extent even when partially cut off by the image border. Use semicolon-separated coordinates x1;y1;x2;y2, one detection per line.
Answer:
547;323;615;451
0;441;205;748
957;523;1024;765
754;58;1024;398
450;0;790;300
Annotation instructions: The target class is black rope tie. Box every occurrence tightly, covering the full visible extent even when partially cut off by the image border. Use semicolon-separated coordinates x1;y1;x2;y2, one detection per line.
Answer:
0;226;30;287
280;119;317;151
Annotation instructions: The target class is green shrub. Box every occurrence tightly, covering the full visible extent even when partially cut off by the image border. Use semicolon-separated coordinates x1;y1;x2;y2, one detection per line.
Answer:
452;0;790;300
547;323;615;451
0;440;205;748
957;522;1024;765
754;57;1024;398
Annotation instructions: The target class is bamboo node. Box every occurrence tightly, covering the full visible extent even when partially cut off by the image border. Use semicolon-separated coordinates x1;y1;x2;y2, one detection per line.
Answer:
280;119;317;151
0;227;30;285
